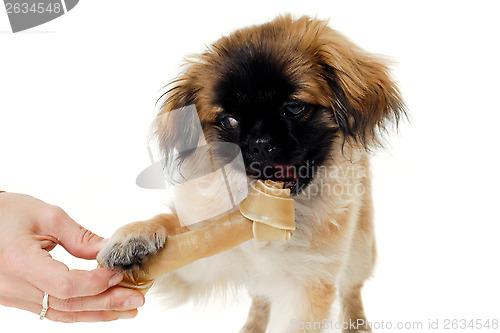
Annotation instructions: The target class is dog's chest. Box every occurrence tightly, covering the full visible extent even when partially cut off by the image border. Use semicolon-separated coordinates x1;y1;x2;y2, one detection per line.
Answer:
173;214;340;291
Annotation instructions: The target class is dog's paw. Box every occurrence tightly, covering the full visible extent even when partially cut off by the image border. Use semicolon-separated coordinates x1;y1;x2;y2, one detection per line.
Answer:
97;222;167;271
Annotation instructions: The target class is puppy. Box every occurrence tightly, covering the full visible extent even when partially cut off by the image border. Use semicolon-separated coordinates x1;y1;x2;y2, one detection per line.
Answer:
98;15;404;333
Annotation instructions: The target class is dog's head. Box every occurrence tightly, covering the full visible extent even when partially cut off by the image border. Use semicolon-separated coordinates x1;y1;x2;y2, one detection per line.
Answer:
155;15;405;194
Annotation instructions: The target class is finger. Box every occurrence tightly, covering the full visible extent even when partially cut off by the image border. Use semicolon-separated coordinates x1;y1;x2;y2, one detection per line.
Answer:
46;308;138;323
0;274;143;311
0;296;138;322
22;247;123;299
0;273;42;302
49;287;145;312
42;205;106;259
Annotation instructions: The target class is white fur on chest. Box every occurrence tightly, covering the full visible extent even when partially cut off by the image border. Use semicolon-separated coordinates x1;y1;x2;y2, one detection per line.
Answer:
171;194;357;295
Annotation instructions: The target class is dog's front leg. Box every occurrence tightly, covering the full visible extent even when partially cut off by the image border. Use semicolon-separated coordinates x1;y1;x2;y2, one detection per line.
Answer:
265;279;336;333
97;214;188;272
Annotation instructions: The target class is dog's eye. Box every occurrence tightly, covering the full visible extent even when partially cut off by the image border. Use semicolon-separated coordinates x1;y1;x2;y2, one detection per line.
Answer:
282;104;308;119
220;116;239;129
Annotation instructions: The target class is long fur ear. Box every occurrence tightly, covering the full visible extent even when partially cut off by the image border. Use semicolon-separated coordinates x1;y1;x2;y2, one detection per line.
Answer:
316;23;406;148
152;76;200;157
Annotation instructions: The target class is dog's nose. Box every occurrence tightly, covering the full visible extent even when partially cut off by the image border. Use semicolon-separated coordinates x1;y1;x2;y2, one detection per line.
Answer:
248;137;276;159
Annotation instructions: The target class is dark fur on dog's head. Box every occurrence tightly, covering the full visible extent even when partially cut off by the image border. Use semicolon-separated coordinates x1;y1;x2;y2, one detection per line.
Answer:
154;15;405;193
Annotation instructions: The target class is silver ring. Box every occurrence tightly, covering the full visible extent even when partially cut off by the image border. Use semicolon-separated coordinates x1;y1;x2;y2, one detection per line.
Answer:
39;292;49;320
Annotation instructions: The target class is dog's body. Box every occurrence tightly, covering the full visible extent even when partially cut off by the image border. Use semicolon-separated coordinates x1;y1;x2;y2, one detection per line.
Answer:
98;15;404;333
155;147;374;333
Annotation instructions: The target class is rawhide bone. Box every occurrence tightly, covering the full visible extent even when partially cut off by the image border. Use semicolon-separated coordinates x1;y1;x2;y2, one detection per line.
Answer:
99;180;295;293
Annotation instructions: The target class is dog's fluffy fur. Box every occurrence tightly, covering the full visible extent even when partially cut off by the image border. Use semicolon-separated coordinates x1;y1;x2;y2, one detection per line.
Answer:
98;15;405;333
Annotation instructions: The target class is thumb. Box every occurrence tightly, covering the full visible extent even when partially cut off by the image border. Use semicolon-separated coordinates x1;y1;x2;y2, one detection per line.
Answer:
48;208;106;260
61;223;106;260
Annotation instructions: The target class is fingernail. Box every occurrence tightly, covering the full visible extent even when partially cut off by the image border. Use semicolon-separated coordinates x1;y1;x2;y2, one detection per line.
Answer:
124;295;144;309
108;274;123;287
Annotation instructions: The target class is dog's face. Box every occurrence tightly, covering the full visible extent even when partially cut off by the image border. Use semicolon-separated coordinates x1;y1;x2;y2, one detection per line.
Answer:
211;45;338;193
155;16;404;194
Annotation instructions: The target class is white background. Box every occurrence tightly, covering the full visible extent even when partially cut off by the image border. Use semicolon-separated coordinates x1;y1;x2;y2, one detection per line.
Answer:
1;1;499;332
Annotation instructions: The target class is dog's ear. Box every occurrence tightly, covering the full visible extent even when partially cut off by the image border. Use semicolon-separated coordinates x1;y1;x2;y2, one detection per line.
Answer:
317;28;406;148
152;75;201;158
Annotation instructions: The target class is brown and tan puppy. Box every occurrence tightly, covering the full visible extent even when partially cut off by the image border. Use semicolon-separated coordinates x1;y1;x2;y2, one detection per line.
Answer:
98;15;405;333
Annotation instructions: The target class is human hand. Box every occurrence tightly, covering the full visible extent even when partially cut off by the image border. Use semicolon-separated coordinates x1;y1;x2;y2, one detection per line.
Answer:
0;192;145;322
